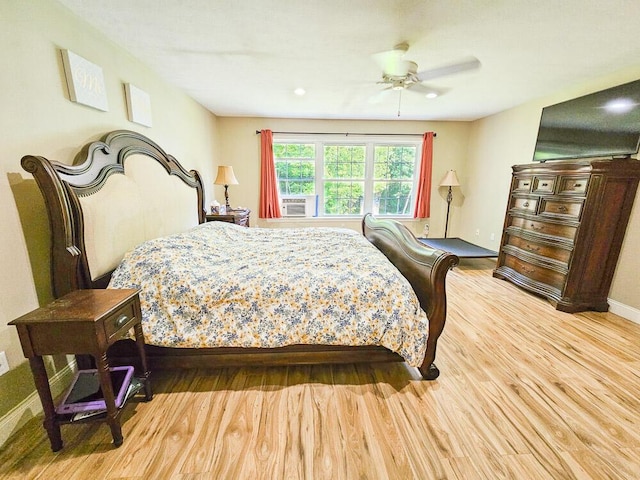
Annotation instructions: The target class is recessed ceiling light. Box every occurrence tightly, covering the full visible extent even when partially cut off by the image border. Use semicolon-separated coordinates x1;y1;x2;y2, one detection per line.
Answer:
294;87;306;96
425;92;438;99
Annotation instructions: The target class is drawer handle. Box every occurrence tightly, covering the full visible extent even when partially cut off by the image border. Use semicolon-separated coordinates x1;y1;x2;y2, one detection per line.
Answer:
521;266;535;274
557;205;569;213
522;201;530;208
114;314;129;329
526;244;540;252
541;182;548;187
574;183;583;188
530;223;544;231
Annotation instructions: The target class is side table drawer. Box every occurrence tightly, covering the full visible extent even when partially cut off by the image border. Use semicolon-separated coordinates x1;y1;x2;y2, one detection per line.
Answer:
103;301;138;342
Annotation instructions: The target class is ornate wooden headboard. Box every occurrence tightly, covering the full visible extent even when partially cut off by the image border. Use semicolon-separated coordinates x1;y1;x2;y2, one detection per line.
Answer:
22;130;205;298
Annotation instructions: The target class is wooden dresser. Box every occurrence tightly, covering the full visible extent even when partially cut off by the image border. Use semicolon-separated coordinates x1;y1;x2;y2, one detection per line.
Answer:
493;158;640;312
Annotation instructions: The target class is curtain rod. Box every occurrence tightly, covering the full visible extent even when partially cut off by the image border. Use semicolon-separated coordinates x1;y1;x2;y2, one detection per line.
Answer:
255;130;435;137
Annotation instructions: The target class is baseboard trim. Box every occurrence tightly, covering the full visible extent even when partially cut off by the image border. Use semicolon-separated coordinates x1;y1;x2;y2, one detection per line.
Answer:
0;361;75;448
608;298;640;325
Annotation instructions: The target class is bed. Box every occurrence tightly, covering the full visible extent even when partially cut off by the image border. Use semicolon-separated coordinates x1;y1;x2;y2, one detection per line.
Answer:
22;130;458;380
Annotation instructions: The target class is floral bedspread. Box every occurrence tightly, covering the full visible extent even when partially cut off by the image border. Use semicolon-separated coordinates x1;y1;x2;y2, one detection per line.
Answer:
108;222;429;366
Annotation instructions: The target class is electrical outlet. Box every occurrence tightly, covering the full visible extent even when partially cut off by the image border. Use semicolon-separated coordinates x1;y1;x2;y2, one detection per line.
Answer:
490;232;495;241
475;229;480;236
0;351;9;376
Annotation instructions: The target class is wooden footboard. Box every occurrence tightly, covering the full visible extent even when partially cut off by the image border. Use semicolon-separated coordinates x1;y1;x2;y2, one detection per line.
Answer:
362;214;459;379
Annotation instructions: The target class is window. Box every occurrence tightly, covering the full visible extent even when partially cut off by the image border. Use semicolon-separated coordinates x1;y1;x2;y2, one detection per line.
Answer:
373;145;417;215
323;144;365;215
274;135;421;217
273;143;315;195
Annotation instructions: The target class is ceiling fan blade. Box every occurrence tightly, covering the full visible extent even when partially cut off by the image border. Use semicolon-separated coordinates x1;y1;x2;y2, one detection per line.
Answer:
415;56;481;82
405;82;444;97
368;87;394;104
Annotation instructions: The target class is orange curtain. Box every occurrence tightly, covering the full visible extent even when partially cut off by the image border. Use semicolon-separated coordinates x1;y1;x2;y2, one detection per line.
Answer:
259;129;282;218
413;132;435;219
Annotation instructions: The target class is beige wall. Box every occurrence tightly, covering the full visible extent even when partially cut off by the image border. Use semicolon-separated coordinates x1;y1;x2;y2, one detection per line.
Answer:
216;117;472;237
0;0;218;440
463;67;640;311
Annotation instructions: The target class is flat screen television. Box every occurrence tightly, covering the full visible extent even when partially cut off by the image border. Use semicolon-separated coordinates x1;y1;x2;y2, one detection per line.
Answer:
533;79;640;162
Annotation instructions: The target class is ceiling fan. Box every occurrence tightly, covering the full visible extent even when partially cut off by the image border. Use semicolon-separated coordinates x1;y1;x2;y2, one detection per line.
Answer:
371;42;481;108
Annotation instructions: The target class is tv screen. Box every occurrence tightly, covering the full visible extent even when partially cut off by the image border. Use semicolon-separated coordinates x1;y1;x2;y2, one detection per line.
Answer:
533;79;640;162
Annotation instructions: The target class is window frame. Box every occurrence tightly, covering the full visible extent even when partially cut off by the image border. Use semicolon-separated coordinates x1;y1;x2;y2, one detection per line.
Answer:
274;133;422;218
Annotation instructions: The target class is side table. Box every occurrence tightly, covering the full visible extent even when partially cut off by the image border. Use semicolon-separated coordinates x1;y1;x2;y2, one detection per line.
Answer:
9;289;152;451
206;208;251;227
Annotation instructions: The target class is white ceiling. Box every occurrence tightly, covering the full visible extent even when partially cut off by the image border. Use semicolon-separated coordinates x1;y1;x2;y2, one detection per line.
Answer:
56;0;640;121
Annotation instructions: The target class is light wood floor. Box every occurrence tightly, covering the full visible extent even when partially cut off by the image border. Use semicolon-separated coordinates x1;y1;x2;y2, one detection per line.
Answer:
1;259;639;479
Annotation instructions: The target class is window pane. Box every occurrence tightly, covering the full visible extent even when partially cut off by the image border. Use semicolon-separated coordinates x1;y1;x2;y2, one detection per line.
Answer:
275;143;315;158
374;145;416;180
324;181;364;215
324;145;365;179
373;181;413;215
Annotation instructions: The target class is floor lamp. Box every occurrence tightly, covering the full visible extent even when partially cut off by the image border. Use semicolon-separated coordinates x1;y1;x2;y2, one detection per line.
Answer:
439;170;460;238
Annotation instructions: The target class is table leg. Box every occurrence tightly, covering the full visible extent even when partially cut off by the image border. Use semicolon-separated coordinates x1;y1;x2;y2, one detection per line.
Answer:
28;357;63;452
133;322;153;401
94;353;123;447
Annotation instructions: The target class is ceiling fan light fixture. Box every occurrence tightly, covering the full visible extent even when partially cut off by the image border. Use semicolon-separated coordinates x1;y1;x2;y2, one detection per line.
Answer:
294;87;306;96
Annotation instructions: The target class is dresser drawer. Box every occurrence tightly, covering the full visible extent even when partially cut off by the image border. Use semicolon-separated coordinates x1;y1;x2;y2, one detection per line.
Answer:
509;216;577;241
539;198;583;218
513;176;533;192
510;196;538;214
503;254;566;290
103;301;138;341
557;176;589;195
532;176;555;194
505;234;572;264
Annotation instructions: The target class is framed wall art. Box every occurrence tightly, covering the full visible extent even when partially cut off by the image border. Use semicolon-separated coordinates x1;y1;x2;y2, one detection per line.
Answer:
124;83;153;127
61;49;109;111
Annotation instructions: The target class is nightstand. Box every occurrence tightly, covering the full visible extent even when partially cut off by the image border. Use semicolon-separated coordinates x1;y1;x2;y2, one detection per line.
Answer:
9;289;152;451
206;208;251;227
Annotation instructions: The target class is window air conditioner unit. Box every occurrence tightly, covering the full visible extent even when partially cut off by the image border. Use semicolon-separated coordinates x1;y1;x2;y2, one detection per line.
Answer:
281;195;317;217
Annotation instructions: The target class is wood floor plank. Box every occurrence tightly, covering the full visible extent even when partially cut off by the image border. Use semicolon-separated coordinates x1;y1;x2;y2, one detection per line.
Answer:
328;364;388;479
2;258;640;479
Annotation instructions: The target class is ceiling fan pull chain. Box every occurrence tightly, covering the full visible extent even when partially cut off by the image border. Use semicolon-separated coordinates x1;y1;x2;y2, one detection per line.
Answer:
397;90;402;117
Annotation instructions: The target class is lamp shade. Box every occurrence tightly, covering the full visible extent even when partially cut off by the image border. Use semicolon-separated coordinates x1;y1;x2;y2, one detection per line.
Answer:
439;170;460;187
214;166;239;186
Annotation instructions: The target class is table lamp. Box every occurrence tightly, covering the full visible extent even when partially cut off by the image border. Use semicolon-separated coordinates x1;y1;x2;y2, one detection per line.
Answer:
214;166;239;211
